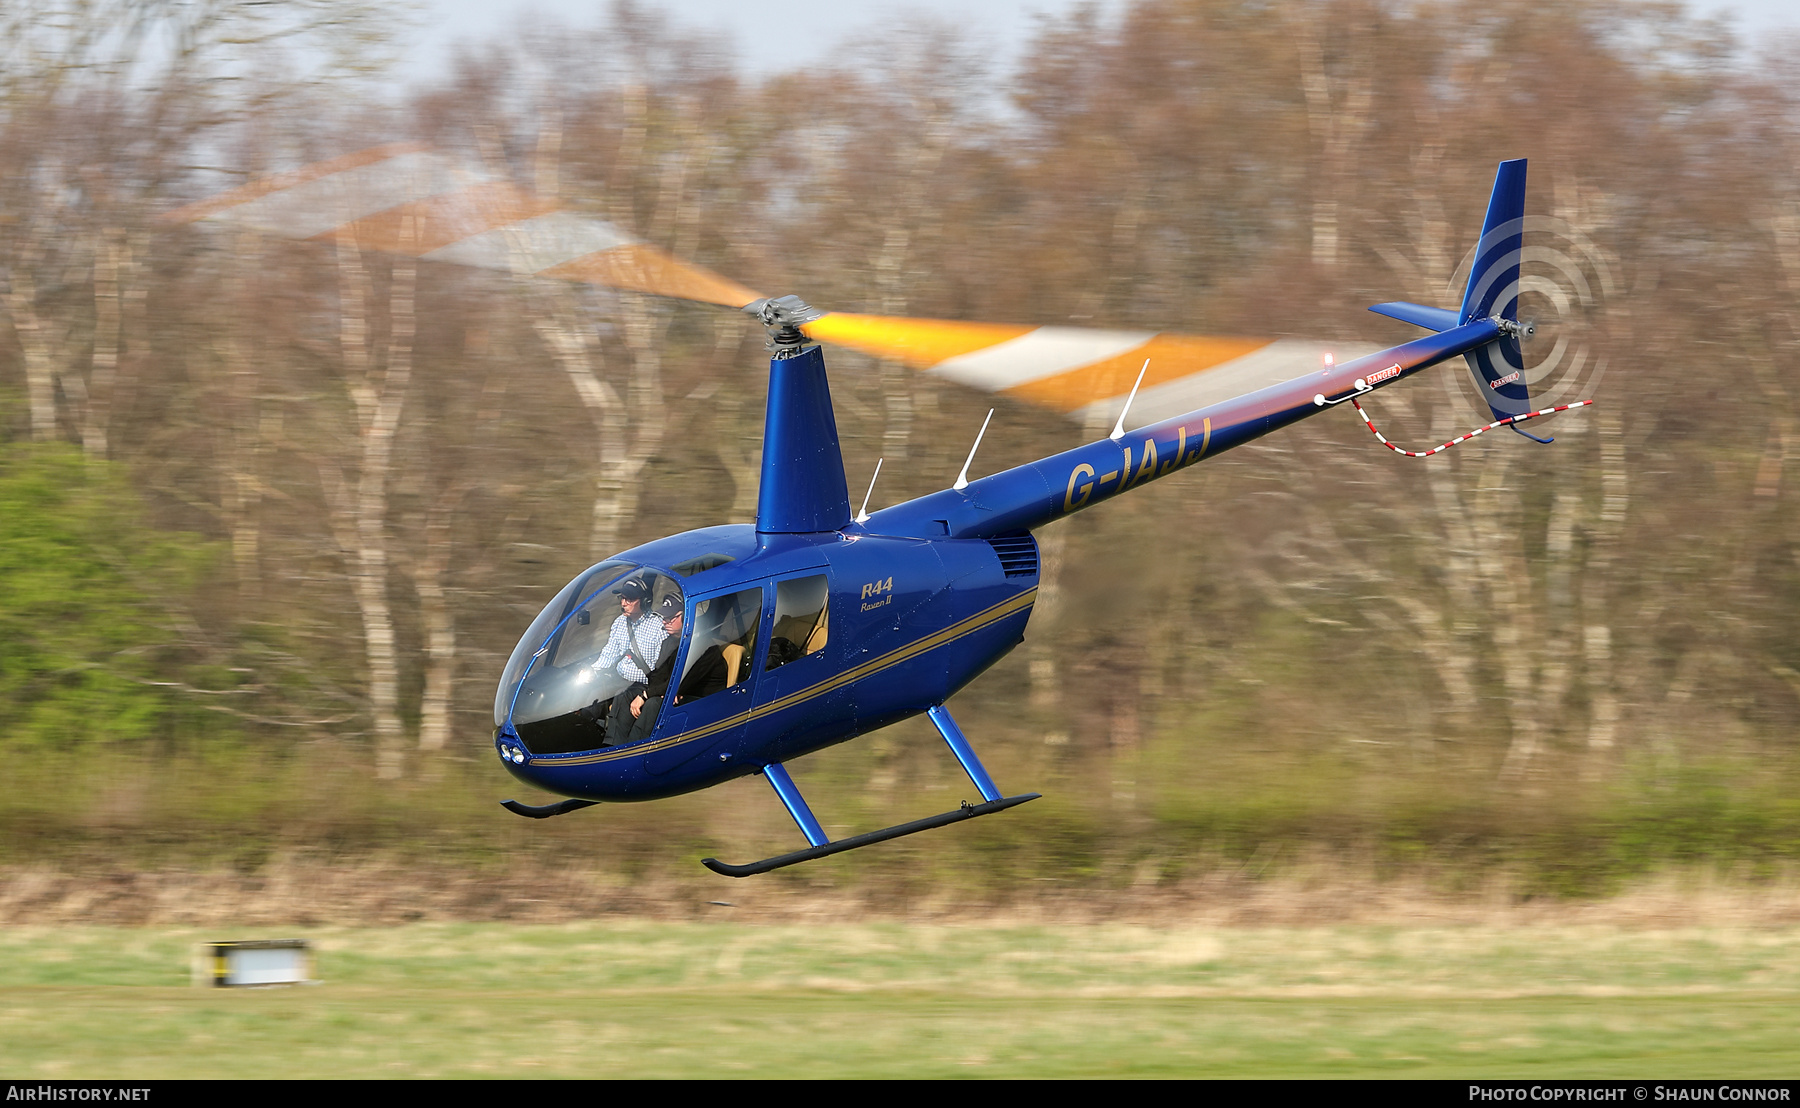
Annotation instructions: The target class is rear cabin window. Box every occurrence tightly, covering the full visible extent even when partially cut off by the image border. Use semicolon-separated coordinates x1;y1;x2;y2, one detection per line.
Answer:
766;575;829;671
677;587;763;702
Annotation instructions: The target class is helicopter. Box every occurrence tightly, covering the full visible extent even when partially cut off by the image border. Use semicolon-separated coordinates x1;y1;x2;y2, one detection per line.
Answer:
174;154;1586;876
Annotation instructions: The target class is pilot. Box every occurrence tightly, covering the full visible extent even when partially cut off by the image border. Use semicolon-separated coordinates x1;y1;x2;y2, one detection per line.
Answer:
617;595;685;744
590;576;667;693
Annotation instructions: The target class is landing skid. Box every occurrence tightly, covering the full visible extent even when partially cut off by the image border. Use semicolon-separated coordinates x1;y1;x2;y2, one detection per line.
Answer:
702;793;1040;877
703;704;1039;877
501;798;599;819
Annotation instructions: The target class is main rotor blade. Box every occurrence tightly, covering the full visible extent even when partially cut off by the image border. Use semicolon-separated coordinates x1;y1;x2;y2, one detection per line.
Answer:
163;145;762;310
168;146;1368;422
803;312;1369;426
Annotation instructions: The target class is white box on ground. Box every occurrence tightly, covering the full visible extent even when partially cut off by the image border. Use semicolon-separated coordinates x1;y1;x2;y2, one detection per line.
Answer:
197;939;314;987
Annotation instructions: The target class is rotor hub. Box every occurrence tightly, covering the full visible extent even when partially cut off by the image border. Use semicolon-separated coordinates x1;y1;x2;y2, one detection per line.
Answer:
745;295;825;356
1495;317;1536;342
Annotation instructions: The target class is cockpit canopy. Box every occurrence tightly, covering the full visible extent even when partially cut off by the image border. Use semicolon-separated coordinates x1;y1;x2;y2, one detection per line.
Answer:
494;561;686;752
495;550;832;758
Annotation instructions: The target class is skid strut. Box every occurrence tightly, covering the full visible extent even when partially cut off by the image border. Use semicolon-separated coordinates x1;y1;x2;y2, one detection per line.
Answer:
701;706;1040;877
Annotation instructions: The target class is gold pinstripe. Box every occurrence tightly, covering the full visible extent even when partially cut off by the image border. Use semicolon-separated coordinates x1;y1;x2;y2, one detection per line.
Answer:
529;587;1038;768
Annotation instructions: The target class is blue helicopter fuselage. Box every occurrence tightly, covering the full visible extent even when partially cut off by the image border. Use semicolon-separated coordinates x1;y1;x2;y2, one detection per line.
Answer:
494;159;1537;810
492;317;1498;806
496;521;1038;802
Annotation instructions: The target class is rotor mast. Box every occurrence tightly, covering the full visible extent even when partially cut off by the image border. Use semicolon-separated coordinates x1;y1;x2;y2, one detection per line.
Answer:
746;296;852;534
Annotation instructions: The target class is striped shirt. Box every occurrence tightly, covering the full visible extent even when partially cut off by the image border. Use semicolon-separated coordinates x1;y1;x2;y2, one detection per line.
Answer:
593;612;666;684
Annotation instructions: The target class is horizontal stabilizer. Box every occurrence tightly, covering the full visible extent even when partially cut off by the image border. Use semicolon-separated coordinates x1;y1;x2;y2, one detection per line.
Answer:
1368;302;1460;333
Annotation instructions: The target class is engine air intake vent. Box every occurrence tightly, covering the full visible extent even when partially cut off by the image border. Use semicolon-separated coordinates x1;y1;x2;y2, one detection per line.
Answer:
986;533;1040;579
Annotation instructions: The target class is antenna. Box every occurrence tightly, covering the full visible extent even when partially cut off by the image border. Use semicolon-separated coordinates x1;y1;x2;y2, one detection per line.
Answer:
953;409;994;491
1109;359;1151;442
856;458;884;523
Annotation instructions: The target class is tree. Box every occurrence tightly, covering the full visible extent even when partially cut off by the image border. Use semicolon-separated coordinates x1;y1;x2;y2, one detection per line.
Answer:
0;444;213;749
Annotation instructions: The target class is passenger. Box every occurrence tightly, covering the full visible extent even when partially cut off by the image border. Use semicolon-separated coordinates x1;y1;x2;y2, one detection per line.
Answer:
676;596;741;702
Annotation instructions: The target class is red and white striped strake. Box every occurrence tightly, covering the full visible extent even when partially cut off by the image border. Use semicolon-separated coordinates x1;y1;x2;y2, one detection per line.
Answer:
1349;397;1595;457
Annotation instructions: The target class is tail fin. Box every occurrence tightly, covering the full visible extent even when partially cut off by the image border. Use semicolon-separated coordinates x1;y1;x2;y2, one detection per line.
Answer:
1460;159;1539;433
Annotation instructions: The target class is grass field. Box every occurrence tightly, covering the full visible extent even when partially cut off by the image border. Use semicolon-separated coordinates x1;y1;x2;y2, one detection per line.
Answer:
2;921;1799;1078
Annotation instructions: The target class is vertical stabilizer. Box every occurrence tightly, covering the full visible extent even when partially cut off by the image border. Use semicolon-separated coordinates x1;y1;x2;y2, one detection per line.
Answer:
1460;159;1528;326
756;344;851;533
1459;159;1535;425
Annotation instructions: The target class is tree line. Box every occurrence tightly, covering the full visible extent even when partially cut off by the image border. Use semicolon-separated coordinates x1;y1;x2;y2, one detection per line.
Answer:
4;0;1799;877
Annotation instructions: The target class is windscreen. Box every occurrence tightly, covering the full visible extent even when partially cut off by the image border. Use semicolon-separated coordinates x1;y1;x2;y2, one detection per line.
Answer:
493;561;634;727
503;569;685;736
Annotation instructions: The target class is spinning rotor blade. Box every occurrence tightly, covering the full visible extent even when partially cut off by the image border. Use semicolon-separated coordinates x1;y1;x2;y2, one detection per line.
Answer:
171;145;1362;423
163;144;761;310
803;313;1363;426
